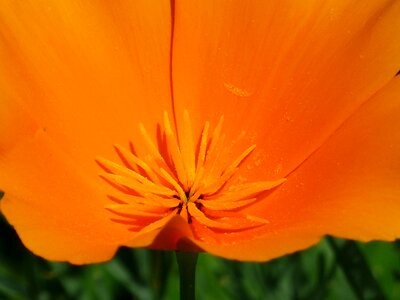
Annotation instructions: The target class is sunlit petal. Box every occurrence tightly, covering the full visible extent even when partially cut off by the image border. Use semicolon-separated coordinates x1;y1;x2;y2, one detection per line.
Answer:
172;0;400;182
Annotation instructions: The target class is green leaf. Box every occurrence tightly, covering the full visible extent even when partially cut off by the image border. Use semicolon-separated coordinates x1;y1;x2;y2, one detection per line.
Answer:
327;238;387;300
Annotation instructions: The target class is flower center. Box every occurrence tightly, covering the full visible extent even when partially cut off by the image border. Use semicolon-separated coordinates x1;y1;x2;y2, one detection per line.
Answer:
96;111;286;236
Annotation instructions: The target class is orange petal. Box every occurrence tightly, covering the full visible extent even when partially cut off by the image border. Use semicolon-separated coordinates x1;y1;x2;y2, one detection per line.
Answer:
185;76;400;262
247;77;400;241
0;98;195;261
0;117;132;263
194;225;321;262
0;1;173;263
171;0;400;183
0;0;172;175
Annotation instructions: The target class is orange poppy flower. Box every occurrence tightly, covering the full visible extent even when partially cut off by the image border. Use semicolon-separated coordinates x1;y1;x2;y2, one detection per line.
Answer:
1;1;400;265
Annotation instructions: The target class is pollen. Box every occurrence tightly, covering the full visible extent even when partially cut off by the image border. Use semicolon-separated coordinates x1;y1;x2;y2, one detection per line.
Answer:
96;111;286;239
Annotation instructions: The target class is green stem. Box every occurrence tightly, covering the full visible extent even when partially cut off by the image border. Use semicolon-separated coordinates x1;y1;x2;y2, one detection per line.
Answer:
176;251;199;300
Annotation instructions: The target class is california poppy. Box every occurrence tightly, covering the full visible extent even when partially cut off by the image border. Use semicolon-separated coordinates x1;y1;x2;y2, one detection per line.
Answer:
1;0;400;265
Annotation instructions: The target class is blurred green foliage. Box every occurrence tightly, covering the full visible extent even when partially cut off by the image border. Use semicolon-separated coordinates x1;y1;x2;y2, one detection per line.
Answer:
1;191;399;300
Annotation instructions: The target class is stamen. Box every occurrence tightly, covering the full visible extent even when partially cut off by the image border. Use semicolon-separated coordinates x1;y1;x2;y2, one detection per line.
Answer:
102;173;175;196
228;144;256;173
109;194;180;208
207;116;224;159
199;198;259;210
97;111;286;240
189;166;204;197
96;157;154;187
106;204;169;217
134;209;178;235
196;121;210;170
138;123;163;161
163;111;188;189
203;133;227;183
181;110;196;185
139;123;172;174
200;167;239;196
158;168;188;203
207;179;287;202
187;203;266;230
113;144;160;184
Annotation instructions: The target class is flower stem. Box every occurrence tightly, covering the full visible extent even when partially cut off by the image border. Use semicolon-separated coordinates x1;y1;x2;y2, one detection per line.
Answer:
176;251;198;300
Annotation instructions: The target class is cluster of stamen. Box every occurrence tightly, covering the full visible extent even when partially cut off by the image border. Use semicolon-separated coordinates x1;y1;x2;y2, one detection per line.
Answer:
96;111;285;239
